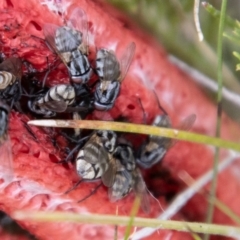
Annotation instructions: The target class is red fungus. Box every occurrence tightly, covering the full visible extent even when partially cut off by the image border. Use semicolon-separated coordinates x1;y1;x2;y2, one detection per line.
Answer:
0;0;239;239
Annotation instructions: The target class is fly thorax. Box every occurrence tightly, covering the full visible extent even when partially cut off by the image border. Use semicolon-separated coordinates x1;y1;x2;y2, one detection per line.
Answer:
94;81;120;110
140;141;167;167
114;145;136;171
0;72;15;89
71;49;81;59
99;81;111;92
69;50;90;77
97;130;117;153
98;81;120;98
95;50;105;79
55;26;82;52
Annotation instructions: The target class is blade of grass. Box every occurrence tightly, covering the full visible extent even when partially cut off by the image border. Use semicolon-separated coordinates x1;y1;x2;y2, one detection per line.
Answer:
169;55;240;107
194;0;204;41
124;197;140;240
204;2;227;240
13;211;240;238
202;2;236;28
180;170;240;225
114;207;118;240
28;120;240;152
129;151;239;240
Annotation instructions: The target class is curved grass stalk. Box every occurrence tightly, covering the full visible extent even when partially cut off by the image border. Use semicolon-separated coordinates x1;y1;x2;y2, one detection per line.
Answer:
169;55;240;107
28;120;240;152
194;0;204;41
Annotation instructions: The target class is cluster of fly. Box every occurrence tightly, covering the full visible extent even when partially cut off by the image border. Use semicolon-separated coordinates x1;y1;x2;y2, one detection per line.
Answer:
63;130;151;212
0;7;196;213
60;108;195;213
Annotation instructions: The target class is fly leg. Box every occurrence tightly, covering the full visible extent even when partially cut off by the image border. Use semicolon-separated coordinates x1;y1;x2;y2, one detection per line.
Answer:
77;183;102;203
65;179;84;194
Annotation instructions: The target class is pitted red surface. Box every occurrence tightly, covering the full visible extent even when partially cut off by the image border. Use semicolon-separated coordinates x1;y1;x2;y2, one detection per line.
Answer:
0;0;239;239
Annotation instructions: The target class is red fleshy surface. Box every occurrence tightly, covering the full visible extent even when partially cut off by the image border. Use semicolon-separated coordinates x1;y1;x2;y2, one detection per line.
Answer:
0;0;240;240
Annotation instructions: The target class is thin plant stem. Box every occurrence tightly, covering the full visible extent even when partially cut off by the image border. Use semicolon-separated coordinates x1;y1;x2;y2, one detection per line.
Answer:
124;197;140;240
194;0;204;41
130;151;239;240
204;1;227;240
13;211;240;238
28;120;240;152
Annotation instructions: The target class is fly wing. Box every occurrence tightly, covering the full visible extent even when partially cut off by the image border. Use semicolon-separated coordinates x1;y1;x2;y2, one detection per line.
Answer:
0;58;22;80
119;42;136;82
179;114;196;132
102;50;121;81
0;137;14;180
67;7;89;53
38;100;68;113
108;166;132;202
43;23;71;66
132;168;150;213
101;153;117;187
65;106;89;113
166;113;197;149
43;23;60;53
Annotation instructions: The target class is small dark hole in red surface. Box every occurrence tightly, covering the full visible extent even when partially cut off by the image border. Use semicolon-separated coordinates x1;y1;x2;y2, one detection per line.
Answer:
127;104;135;110
33;151;40;158
88;21;93;31
48;153;59;163
29;21;42;31
5;0;14;7
20;144;30;154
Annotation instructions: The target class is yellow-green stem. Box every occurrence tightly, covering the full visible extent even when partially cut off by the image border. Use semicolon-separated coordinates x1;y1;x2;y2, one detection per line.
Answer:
205;1;227;240
14;211;240;238
28;120;240;152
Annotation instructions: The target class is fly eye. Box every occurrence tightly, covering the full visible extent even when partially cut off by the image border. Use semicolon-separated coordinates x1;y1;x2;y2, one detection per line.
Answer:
107;132;113;140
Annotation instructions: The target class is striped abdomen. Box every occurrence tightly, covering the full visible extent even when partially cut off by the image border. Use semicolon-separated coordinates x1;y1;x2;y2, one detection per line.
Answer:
75;141;109;180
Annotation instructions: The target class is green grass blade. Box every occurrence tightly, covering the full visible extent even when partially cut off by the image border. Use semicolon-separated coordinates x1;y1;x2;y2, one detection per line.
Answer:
204;1;227;240
28;120;240;152
202;2;236;28
13;211;240;238
124;197;140;240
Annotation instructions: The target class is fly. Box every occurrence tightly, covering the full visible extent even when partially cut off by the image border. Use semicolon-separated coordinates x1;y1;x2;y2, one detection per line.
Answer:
94;42;136;111
0;58;22;109
43;7;93;86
